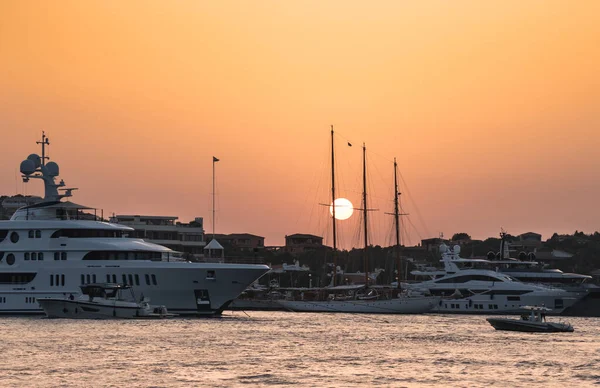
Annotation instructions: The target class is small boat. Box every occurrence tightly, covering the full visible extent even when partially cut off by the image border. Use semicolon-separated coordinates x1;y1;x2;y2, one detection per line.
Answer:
37;283;176;319
487;306;574;332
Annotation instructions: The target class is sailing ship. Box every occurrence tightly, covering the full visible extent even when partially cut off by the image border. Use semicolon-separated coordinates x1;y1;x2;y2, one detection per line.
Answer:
278;128;439;313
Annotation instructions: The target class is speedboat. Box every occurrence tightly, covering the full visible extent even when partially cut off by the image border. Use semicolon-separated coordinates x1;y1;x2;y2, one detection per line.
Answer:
37;283;174;319
487;306;574;332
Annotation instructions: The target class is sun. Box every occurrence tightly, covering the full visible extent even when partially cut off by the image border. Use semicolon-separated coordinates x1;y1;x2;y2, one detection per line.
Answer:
330;198;354;220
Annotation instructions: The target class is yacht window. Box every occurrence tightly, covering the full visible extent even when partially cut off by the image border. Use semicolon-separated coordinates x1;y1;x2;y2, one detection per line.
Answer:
31;252;37;260
28;230;34;238
86;274;91;284
10;232;19;243
38;252;44;260
106;274;111;283
92;274;96;283
81;274;84;284
145;274;150;285
6;253;15;265
50;275;54;286
62;274;65;286
0;230;8;242
55;274;59;286
122;274;127;285
151;274;157;285
206;270;216;280
507;296;520;301
61;252;67;260
82;251;162;261
0;252;3;261
35;230;41;238
128;274;133;286
25;252;30;260
112;274;117;283
50;229;126;238
54;252;60;260
134;274;140;286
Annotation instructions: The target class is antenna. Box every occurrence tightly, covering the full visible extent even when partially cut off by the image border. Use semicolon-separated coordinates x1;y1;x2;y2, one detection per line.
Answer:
36;131;50;167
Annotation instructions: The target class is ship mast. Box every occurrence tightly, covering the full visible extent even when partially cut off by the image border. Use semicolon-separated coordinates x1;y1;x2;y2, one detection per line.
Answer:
362;143;369;286
330;126;338;287
393;158;402;288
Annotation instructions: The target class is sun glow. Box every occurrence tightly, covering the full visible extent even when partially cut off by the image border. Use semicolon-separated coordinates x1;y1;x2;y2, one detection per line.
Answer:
330;198;354;220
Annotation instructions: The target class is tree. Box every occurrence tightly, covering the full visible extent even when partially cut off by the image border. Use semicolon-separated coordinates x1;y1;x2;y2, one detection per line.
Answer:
451;233;471;241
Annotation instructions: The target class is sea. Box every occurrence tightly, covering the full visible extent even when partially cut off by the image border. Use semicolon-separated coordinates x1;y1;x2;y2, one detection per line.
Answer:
0;312;598;387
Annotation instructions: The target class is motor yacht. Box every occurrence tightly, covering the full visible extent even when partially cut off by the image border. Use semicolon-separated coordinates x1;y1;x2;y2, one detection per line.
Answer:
408;244;582;315
0;133;270;316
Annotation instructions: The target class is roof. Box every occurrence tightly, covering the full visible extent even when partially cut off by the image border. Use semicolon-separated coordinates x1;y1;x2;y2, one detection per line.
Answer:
115;215;178;221
213;233;264;239
286;233;323;239
204;239;224;250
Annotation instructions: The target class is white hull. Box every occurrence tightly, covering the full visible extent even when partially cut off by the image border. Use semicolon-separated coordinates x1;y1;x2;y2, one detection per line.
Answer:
38;298;151;319
433;292;578;315
278;296;439;314
0;262;269;316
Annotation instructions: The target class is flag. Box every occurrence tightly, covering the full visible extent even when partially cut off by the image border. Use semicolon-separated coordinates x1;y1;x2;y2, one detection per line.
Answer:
213;156;220;162
347;142;352;147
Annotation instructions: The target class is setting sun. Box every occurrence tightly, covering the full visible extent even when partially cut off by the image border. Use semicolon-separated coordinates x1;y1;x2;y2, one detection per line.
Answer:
330;198;354;221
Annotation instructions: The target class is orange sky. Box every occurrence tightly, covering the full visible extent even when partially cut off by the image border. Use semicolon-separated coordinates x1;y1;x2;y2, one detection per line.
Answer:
1;1;599;247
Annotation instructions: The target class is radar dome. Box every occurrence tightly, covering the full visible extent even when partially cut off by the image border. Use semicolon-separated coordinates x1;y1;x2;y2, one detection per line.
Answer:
487;251;496;260
27;153;41;168
453;245;461;254
518;251;527;260
46;161;59;176
20;159;36;175
528;252;536;260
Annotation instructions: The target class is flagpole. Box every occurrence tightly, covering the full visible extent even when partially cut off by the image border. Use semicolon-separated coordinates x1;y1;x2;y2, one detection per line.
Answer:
212;157;216;240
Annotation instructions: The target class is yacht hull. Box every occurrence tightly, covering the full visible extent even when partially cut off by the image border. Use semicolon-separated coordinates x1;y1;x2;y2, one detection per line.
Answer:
278;296;439;314
0;263;269;316
432;293;578;315
38;298;149;319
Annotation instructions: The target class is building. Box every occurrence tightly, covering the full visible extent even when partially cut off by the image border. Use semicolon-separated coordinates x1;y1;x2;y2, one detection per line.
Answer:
511;232;543;251
1;194;43;219
421;237;450;252
211;233;265;252
283;233;326;255
110;215;206;257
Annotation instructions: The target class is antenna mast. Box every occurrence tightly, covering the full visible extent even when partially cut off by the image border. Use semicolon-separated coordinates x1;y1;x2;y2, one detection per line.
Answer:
330;126;337;287
36;131;49;166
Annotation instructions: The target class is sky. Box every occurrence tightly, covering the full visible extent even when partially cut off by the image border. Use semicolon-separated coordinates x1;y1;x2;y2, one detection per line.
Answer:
1;1;599;248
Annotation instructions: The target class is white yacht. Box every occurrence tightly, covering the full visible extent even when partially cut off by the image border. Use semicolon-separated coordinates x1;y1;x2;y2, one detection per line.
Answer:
0;134;270;316
408;244;582;315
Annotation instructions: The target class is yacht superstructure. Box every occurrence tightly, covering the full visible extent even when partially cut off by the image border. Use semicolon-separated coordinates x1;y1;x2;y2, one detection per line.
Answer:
0;133;269;315
408;244;582;315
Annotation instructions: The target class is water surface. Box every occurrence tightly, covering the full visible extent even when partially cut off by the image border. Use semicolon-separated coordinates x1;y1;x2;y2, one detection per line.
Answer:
0;312;598;387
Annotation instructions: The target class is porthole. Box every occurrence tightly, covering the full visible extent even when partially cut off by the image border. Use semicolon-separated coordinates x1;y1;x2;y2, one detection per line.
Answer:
10;232;19;243
6;253;15;265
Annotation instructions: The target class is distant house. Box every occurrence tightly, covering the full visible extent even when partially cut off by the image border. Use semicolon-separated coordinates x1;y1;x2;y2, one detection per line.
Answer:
110;214;205;256
212;233;265;252
421;238;450;252
283;233;327;256
512;232;543;250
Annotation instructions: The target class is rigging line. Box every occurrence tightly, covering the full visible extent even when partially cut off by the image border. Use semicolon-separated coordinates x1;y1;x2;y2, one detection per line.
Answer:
397;170;432;238
294;141;328;228
305;146;328;236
